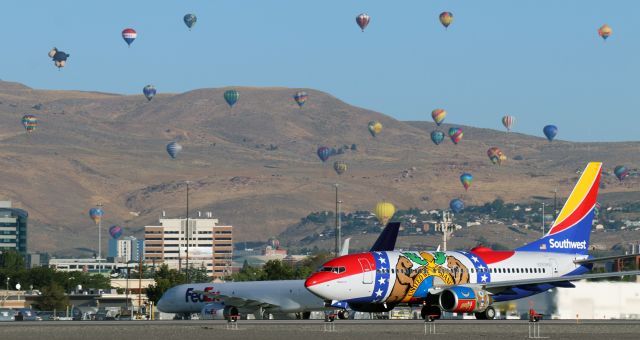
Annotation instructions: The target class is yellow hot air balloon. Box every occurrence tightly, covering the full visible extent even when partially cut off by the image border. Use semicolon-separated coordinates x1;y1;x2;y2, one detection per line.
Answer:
374;201;396;226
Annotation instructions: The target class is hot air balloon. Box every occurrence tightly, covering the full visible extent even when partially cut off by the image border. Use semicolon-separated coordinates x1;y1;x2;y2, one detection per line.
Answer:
614;165;629;181
431;109;447;126
356;13;370;32
487;147;507;165
293;91;308;107
143;85;156;101
368;121;383;137
21;114;38;133
431;130;445;145
89;207;104;225
166;141;182;159
502;115;515;131
450;199;464;213
333;160;347;175
543;125;558;141
49;48;70;69
184;14;197;30
122;28;137;47
598;24;612;41
374;201;395;226
109;225;123;239
448;127;463;144
224;90;239;108
269;237;280;249
460;173;473;191
317;146;331;162
439;12;454;29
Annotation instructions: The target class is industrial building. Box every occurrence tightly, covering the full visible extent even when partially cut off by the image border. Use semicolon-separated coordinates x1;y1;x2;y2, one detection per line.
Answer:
0;201;28;256
144;212;233;279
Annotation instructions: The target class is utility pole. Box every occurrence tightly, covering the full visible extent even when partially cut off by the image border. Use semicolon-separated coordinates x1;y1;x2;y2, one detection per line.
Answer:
553;188;558;220
334;184;342;256
138;256;142;314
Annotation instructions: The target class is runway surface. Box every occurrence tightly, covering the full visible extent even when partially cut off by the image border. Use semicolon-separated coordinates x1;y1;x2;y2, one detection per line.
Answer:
1;319;639;340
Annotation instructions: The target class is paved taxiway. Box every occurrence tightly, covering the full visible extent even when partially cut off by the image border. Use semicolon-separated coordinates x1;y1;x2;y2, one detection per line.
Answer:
1;319;639;340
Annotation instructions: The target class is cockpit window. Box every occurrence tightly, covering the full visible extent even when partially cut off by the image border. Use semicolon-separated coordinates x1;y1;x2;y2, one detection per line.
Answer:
318;266;345;274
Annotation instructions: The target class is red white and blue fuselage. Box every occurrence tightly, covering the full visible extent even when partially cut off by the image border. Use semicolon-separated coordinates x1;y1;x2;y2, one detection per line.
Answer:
306;162;606;311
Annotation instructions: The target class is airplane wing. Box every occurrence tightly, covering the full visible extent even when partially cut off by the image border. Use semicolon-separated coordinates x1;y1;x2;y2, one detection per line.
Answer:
192;290;278;310
574;254;639;265
479;270;640;294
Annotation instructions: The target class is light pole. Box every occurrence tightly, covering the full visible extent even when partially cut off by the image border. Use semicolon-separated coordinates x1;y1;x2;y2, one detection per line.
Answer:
185;181;192;283
334;184;342;256
96;203;104;274
541;202;546;236
5;277;9;291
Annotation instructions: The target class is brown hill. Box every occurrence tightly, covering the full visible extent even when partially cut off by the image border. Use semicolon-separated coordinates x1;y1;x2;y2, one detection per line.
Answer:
0;81;638;255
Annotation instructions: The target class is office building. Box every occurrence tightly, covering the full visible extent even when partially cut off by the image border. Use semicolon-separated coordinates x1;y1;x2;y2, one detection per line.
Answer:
144;212;233;279
108;236;144;263
0;201;28;256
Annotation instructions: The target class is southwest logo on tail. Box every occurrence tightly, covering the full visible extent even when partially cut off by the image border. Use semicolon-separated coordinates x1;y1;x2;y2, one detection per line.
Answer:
517;162;601;255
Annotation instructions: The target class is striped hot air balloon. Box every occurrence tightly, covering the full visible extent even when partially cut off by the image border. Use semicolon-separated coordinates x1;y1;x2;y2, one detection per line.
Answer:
122;28;137;47
487;147;506;165
166;141;182;159
502;115;515;131
21;114;38;133
448;127;463;144
431;109;447;126
356;13;370;32
293;91;308;107
460;173;473;191
89;207;104;225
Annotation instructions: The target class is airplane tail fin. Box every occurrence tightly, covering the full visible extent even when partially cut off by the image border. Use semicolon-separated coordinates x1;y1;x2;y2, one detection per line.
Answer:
516;162;602;255
370;222;400;252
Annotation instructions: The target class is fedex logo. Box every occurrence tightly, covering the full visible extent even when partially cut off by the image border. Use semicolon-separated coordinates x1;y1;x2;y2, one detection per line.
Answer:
185;287;218;303
549;238;587;250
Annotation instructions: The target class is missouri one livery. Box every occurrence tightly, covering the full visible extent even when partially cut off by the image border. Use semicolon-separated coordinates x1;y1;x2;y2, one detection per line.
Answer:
306;162;640;320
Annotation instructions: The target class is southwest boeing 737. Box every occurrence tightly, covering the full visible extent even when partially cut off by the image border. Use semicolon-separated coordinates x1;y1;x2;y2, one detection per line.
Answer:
305;162;640;320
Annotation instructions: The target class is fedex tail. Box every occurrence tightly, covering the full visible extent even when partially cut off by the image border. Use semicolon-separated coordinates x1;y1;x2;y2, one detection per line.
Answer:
517;162;602;255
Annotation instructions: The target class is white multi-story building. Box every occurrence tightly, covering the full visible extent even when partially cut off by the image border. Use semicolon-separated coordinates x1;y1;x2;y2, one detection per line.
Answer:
144;212;233;279
108;236;143;263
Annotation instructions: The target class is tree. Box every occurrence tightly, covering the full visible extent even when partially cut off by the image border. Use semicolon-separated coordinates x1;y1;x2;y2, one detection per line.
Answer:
35;282;69;311
146;264;186;304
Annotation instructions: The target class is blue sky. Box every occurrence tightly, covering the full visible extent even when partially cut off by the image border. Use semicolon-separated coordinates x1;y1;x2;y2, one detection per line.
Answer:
1;1;638;141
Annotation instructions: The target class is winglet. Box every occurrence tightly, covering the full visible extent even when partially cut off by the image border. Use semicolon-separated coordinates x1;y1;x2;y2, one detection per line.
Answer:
370;222;400;252
339;238;351;256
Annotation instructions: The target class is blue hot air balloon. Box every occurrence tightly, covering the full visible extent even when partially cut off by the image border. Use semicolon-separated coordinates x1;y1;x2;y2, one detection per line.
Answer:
317;146;331;162
184;14;197;30
143;85;156;101
449;199;464;213
89;208;104;225
543;125;558;141
431;130;445;145
166;141;182;159
109;225;123;239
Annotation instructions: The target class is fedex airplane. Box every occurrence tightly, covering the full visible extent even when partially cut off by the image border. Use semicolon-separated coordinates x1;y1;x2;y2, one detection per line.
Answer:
305;162;640;320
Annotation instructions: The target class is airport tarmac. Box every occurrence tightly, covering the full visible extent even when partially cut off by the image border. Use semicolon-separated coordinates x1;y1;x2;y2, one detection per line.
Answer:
1;319;640;340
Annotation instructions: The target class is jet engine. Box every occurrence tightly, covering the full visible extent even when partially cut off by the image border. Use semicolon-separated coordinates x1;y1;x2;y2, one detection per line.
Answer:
438;286;491;313
201;303;239;320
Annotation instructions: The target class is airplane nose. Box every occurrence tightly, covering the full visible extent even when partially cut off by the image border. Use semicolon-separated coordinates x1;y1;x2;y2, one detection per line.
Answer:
305;273;333;300
156;287;174;312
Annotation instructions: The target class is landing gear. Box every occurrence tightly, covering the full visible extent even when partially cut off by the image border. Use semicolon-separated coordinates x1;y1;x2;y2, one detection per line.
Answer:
337;310;349;320
474;306;496;320
420;305;441;322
